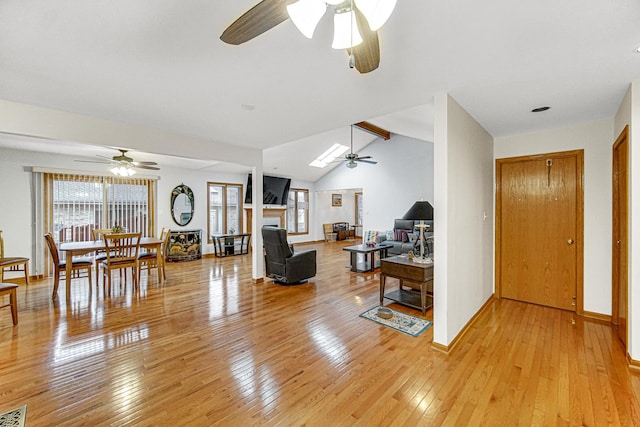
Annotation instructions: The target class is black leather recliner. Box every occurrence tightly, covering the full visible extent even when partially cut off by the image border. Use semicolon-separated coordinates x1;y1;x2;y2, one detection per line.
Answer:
262;227;316;285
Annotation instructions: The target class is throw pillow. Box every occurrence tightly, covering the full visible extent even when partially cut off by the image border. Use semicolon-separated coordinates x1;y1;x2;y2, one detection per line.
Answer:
407;233;417;243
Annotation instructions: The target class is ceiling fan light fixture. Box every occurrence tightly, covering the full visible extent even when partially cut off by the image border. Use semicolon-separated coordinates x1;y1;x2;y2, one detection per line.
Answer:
354;0;396;31
110;165;136;177
287;0;327;39
346;160;358;168
332;9;363;49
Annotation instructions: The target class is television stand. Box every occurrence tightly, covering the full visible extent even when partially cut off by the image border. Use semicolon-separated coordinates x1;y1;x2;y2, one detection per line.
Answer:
212;233;251;257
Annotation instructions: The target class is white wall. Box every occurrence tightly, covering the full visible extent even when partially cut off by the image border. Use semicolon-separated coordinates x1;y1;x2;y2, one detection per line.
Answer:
315;134;434;235
494;119;613;316
433;94;494;347
0;148;35;268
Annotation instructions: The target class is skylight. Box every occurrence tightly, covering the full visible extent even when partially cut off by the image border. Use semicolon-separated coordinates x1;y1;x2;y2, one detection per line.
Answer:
309;143;349;168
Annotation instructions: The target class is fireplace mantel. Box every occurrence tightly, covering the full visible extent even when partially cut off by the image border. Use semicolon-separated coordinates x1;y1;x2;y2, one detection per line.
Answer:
245;207;286;234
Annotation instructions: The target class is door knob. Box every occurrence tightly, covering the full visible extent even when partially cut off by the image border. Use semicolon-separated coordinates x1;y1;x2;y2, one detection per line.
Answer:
568;238;574;245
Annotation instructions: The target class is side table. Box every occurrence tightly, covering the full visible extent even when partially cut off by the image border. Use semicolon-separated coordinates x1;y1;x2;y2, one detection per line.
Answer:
380;255;433;315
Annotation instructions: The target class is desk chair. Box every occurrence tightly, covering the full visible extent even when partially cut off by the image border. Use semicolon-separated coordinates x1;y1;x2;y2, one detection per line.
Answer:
0;230;29;285
44;233;93;299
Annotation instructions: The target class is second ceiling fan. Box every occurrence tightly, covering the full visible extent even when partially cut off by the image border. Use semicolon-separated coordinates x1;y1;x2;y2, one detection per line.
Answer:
343;124;377;168
220;0;397;74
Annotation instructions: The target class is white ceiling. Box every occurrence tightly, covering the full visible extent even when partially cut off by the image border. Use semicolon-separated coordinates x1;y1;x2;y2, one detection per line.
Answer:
0;0;639;181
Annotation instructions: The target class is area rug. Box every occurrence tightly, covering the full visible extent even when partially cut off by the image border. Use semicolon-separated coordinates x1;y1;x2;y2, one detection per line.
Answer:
0;404;27;427
359;306;432;337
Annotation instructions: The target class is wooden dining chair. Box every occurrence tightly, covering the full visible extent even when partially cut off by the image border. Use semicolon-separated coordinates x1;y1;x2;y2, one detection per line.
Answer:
0;282;18;325
44;233;93;299
102;232;141;295
0;230;29;285
92;228;113;286
138;228;171;282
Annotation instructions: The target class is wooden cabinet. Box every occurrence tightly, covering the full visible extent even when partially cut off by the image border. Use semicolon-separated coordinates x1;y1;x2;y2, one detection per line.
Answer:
166;229;202;262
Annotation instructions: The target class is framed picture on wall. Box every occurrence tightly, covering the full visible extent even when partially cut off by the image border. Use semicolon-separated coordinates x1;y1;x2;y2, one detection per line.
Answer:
332;194;342;207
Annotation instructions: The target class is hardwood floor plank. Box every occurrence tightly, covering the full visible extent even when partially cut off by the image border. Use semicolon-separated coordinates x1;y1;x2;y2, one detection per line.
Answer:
0;241;638;425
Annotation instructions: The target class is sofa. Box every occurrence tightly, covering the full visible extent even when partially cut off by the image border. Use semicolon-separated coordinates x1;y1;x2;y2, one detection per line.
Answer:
376;219;434;256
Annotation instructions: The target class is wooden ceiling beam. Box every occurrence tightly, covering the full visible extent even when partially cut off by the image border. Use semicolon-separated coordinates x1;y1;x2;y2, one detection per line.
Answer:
354;121;391;140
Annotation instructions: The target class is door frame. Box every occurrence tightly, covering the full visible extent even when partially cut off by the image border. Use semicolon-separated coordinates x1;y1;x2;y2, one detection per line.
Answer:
612;126;629;346
495;149;584;314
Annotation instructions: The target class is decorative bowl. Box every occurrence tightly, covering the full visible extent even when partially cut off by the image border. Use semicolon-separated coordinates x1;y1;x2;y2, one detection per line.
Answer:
377;307;393;319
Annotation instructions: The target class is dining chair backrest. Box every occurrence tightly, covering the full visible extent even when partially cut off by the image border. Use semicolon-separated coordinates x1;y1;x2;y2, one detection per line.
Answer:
161;228;171;257
92;229;113;241
44;233;61;266
0;229;5;258
103;233;141;265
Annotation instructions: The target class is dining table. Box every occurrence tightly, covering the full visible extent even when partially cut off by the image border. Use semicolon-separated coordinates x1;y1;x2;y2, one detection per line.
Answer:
58;237;163;300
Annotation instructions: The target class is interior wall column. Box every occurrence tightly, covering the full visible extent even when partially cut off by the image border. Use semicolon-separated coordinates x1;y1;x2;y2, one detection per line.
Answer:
251;163;264;281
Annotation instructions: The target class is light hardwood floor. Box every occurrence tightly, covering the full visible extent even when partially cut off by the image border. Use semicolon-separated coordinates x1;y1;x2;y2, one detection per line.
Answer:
1;241;639;426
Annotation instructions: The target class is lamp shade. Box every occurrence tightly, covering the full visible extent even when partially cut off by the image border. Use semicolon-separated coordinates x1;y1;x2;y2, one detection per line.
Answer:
354;0;397;31
402;200;434;221
287;0;327;39
332;9;363;49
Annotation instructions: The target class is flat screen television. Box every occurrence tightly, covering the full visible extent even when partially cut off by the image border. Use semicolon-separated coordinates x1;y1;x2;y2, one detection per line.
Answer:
244;174;292;205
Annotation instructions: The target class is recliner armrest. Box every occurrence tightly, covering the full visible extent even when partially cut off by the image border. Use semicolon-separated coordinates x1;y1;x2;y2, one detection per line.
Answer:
285;250;317;283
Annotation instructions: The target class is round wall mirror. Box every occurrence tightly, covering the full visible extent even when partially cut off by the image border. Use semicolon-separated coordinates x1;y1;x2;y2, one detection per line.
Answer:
171;184;194;226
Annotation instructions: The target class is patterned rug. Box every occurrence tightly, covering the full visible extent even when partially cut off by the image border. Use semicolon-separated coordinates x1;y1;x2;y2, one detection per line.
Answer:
359;306;432;337
0;405;26;427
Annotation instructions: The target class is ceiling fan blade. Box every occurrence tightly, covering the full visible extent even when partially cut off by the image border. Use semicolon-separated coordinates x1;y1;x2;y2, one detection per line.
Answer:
356;155;372;160
132;161;158;166
74;160;112;164
356;159;377;164
134;165;160;171
220;0;290;45
348;8;380;74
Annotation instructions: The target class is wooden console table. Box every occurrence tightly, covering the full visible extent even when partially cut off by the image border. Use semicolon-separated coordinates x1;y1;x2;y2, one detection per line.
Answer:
212;233;251;257
380;255;433;315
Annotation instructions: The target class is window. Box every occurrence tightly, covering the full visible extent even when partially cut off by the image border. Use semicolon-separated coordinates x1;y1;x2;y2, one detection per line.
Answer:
287;188;309;235
44;173;156;244
208;182;243;242
355;192;363;226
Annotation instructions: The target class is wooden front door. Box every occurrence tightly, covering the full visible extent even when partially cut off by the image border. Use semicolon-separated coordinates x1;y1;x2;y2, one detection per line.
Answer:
612;126;629;348
496;150;584;311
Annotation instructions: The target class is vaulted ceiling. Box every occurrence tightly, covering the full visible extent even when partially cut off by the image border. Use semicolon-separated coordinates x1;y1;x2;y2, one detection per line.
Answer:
0;1;638;181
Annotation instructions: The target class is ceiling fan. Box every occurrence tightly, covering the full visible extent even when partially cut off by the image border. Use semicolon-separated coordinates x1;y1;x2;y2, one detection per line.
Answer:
220;0;397;74
344;125;377;168
75;149;160;176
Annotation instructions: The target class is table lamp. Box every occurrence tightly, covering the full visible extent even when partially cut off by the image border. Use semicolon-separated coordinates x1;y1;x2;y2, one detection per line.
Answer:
402;200;434;263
